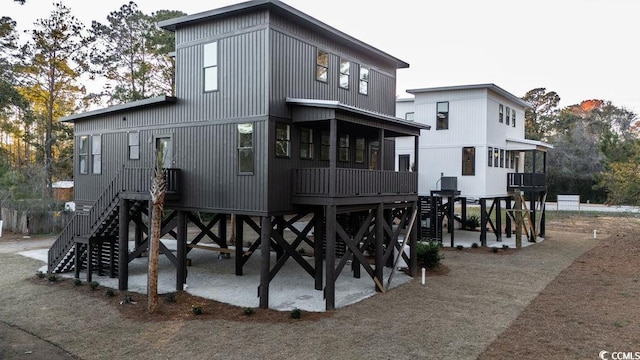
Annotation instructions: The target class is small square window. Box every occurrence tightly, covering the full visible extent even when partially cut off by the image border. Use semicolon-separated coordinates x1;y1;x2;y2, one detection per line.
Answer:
405;112;415;121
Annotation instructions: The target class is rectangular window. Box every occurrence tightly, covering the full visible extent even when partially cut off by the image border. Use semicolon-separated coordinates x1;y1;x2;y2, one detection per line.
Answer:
359;66;369;95
339;134;349;162
506;106;511;125
499;104;504;123
405;112;415;121
92;135;102;174
339;59;350;89
203;42;218;92
505;151;510;169
79;135;89;174
462;147;475;176
128;132;140;160
512;109;516;127
320;131;330;161
499;149;505;168
238;123;254;173
494;148;500;167
355;138;365;163
316;50;328;82
436;101;449;130
299;127;313;159
510;151;516;168
275;123;290;158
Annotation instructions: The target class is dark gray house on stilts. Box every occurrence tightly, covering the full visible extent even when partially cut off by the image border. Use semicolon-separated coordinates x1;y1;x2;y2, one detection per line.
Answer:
47;0;427;310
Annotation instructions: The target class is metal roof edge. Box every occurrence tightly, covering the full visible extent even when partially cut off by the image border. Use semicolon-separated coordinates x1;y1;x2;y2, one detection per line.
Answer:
60;96;178;123
407;83;531;108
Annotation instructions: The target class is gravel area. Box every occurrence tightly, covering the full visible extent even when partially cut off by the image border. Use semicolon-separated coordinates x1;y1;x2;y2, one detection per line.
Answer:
0;222;601;359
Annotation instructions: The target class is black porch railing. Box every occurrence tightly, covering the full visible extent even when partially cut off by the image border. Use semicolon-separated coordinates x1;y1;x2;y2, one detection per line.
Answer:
292;168;417;197
507;172;546;191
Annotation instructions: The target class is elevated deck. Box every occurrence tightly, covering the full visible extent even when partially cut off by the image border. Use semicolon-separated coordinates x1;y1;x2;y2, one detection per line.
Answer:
291;168;418;205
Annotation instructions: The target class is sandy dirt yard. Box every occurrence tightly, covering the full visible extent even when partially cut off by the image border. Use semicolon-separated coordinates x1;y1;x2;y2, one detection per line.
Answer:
0;213;638;359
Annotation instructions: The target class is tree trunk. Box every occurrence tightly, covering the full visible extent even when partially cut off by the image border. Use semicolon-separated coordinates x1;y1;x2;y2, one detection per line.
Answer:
147;167;166;313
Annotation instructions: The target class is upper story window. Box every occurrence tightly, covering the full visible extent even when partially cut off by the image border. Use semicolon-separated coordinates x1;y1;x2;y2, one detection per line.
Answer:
92;135;102;174
512;109;516;127
339;59;350;89
506;106;511;125
405;112;415;121
499;149;505;168
493;148;500;167
320;131;330;161
499;104;504;123
79;135;89;174
462;147;475;176
339;134;350;162
487;146;493;167
316;50;328;82
203;42;218;92
275;123;290;158
238;123;254;174
128;132;140;160
436;101;449;130
355;138;365;163
300;128;313;159
359;66;369;95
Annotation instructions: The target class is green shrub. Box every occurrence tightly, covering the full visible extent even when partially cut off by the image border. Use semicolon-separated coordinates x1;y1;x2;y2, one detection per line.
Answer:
104;289;115;297
243;307;255;316
73;278;82;286
502;244;509;249
290;308;302;319
48;274;58;282
471;242;479;249
456;245;464;250
36;271;46;279
121;294;135;304
89;281;100;290
491;247;499;253
466;215;480;229
192;306;204;315
417;241;443;269
164;293;177;303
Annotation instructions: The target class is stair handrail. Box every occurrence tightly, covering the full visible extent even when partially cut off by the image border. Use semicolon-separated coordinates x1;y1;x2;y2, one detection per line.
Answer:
47;168;132;273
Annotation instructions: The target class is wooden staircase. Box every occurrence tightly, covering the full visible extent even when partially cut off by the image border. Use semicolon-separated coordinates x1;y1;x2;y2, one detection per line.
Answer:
47;168;180;277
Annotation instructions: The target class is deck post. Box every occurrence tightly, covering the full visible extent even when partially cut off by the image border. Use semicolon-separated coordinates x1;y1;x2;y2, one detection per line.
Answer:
540;191;546;237
480;198;487;247
375;203;384;291
118;197;129;291
235;215;244;276
314;209;324;290
529;192;536;238
495;198;502;241
329;119;337;197
259;216;271;309
505;197;512;238
325;205;336;310
409;201;418;277
176;210;187;290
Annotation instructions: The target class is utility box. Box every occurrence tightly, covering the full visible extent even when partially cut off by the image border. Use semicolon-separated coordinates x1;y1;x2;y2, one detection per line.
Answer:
441;176;458;191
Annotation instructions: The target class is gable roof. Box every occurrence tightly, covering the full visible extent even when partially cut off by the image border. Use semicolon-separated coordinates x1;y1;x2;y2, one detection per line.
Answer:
158;0;409;69
407;83;530;109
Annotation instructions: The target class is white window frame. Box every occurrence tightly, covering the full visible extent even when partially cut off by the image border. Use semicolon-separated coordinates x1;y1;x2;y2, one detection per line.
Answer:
204;42;218;92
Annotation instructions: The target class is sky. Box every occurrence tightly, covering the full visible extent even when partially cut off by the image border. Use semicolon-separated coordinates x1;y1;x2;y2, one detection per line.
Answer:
5;0;640;114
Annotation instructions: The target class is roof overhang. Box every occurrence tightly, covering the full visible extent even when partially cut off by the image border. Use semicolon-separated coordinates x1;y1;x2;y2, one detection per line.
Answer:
506;137;554;151
286;97;429;137
407;83;530;109
60;96;177;123
158;0;409;69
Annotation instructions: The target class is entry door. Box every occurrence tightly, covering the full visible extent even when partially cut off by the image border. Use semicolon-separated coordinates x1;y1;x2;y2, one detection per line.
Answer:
369;141;379;170
155;136;173;168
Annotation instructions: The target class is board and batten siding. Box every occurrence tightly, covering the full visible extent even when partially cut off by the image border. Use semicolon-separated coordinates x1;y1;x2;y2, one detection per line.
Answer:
74;117;269;214
268;25;398;118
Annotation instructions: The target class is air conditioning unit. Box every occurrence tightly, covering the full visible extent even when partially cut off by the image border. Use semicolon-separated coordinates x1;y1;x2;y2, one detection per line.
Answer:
441;176;457;191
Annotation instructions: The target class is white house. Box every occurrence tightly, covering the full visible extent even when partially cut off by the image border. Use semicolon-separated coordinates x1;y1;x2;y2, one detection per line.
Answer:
396;83;552;200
